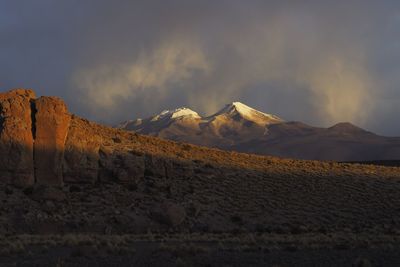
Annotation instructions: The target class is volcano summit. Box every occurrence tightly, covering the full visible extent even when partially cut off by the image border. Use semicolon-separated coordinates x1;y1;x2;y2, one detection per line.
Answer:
119;102;400;161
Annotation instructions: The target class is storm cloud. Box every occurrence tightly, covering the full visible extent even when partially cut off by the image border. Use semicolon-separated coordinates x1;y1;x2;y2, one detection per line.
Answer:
1;1;400;135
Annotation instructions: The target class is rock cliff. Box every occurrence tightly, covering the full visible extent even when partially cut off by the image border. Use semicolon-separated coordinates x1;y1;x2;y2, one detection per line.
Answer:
0;89;195;187
0;90;75;186
0;89;36;187
34;96;71;186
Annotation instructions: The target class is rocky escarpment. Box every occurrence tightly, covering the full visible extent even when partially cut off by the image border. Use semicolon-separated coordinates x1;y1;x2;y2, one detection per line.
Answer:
0;89;195;188
0;90;72;187
2;88;400;191
1;88;400;242
34;96;71;186
0;89;36;187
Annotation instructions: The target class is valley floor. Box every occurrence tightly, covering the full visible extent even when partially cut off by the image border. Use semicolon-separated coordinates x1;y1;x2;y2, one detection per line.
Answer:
1;145;400;266
1;233;400;266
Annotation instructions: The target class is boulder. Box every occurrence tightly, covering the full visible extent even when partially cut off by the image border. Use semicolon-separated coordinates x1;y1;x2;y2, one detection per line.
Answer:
0;89;36;187
34;96;71;186
150;201;186;227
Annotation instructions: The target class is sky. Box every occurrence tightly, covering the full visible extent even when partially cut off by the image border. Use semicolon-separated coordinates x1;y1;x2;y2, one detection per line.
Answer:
1;1;400;135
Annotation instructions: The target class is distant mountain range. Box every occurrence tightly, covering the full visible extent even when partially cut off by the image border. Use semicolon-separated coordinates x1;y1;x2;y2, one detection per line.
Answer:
118;102;400;161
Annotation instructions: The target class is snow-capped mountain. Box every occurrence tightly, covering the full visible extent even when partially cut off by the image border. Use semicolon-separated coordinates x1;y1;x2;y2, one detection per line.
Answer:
118;102;284;148
210;102;282;126
119;102;282;130
118;102;400;161
118;107;201;133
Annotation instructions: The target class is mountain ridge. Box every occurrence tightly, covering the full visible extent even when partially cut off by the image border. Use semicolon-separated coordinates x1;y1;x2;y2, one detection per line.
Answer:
119;102;400;161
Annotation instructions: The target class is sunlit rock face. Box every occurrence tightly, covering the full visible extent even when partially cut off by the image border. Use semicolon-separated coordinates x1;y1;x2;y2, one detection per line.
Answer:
63;116;103;184
0;88;196;187
0;89;36;187
0;90;73;187
34;96;71;186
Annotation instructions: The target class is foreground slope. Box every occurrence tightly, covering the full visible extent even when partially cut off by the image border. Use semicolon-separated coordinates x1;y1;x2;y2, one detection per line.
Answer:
119;102;400;161
0;89;399;235
1;89;400;266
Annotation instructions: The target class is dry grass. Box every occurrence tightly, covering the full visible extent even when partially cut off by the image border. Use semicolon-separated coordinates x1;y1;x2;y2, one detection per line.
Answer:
72;115;400;179
0;116;399;266
0;232;398;254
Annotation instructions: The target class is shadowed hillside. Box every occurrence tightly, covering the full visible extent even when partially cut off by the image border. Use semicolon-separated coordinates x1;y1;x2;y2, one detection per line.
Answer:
0;89;400;266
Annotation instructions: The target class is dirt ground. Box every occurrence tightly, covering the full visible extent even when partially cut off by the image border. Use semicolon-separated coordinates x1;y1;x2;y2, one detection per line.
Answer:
0;234;399;266
0;159;399;266
1;118;400;266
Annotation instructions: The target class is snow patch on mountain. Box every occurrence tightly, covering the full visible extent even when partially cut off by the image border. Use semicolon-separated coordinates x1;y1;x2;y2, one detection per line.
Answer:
151;107;201;121
212;102;283;125
118;101;283;134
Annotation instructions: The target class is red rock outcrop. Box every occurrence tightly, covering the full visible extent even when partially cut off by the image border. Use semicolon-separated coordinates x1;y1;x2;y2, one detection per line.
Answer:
0;88;193;187
63;116;102;184
34;96;71;186
0;89;36;187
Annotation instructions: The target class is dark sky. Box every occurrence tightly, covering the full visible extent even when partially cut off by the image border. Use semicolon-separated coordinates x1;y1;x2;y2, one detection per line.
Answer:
1;1;400;135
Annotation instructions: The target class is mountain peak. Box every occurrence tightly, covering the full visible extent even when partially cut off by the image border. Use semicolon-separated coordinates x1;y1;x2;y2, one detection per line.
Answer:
328;122;370;134
230;101;254;112
214;101;283;125
169;107;200;119
231;101;248;107
119;101;284;134
151;107;200;121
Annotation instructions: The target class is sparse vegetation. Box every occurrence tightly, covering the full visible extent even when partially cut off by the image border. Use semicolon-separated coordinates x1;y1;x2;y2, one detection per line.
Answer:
0;115;399;266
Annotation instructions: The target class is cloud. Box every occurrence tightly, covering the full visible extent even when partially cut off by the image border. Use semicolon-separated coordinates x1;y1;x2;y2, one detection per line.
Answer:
73;4;375;126
73;39;210;116
1;1;400;134
302;55;373;124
